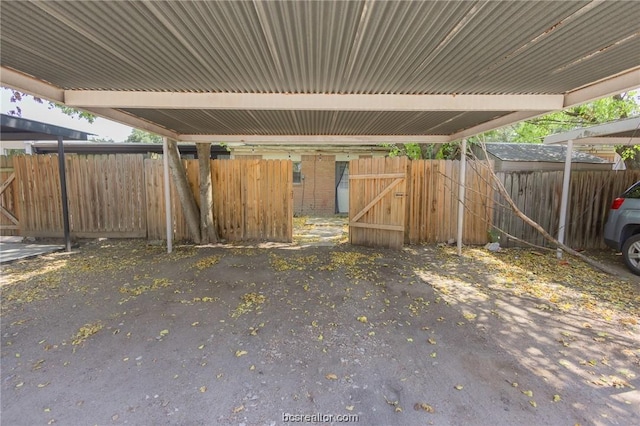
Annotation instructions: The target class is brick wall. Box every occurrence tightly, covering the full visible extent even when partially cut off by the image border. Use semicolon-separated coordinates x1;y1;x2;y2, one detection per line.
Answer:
293;154;336;216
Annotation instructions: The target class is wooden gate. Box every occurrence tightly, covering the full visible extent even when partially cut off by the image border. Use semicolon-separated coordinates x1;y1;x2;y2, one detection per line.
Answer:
0;156;19;235
349;157;408;249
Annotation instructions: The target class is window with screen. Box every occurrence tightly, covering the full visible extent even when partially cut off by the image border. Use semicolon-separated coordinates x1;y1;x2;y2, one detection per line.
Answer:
293;162;302;184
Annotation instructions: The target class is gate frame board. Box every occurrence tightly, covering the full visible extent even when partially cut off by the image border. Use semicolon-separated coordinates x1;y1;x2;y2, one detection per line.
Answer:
0;172;18;230
348;157;408;249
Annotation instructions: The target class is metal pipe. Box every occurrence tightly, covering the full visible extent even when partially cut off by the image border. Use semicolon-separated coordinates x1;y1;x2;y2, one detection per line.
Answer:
57;136;71;252
557;139;573;259
163;137;173;253
457;138;467;256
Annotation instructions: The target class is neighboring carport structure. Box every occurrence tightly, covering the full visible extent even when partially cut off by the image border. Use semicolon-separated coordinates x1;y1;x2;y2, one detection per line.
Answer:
1;113;90;144
0;114;92;251
1;1;639;250
544;116;640;257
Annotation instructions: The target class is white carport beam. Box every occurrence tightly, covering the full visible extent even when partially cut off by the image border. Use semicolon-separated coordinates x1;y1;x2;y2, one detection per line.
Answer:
557;140;573;259
0;66;179;140
179;134;450;144
447;67;640;142
562;137;640;146
544;116;640;144
1;66;64;103
64;91;564;111
83;108;179;140
448;111;544;142
563;67;640;107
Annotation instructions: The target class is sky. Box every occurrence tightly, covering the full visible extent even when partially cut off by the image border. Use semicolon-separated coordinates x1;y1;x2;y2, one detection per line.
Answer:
1;87;133;141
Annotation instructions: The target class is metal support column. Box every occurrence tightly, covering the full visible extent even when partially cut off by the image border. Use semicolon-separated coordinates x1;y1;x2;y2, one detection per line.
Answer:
557;139;573;259
57;136;71;252
163;137;173;253
457;138;467;256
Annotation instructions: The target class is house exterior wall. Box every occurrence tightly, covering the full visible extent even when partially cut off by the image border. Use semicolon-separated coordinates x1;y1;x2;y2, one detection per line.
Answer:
293;154;336;216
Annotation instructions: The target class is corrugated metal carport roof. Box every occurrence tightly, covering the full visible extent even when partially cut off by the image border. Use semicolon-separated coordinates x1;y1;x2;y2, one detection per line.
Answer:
1;0;639;143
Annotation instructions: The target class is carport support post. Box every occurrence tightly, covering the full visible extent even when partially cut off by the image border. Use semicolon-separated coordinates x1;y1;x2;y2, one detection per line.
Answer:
57;136;71;252
557;139;573;259
163;137;173;254
457;138;467;256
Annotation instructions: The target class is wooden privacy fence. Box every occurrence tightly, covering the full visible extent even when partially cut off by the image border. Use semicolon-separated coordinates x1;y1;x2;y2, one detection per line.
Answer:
212;159;292;242
6;153;637;249
406;160;494;245
10;154;292;242
145;158;293;242
14;154;147;238
493;169;640;249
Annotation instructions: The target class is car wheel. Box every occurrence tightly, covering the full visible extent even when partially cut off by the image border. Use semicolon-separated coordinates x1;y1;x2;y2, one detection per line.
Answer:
622;234;640;275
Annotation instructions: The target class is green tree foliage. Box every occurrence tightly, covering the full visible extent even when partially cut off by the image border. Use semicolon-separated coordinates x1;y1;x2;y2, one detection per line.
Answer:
511;94;638;143
386;93;639;165
125;129;163;143
89;136;115;143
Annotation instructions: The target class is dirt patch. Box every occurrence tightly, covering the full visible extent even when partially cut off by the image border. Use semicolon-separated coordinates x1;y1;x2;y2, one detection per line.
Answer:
293;216;348;246
1;240;638;425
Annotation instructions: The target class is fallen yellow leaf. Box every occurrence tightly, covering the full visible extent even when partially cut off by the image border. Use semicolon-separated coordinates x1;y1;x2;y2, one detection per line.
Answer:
326;373;338;380
414;402;435;413
235;350;248;357
454;385;463;390
463;311;477;320
199;386;207;393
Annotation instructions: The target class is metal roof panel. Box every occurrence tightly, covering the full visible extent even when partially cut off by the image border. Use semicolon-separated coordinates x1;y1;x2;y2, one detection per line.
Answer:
1;1;638;138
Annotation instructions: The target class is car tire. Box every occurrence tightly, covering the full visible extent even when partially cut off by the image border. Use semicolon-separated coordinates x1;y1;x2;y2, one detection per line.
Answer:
622;234;640;275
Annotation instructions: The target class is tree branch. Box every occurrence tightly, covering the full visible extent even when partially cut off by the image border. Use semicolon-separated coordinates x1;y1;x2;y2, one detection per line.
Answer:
472;143;618;275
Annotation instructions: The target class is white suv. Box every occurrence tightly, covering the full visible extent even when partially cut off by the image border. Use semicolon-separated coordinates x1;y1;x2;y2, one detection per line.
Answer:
604;181;640;275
